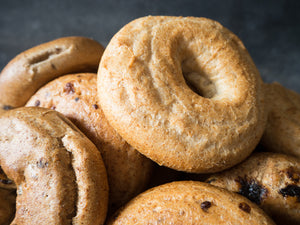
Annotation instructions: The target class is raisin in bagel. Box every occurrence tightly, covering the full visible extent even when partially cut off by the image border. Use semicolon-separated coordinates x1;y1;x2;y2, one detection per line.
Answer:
0;36;104;114
261;82;300;158
206;152;300;225
0;107;109;224
26;73;153;212
108;181;275;225
98;16;266;173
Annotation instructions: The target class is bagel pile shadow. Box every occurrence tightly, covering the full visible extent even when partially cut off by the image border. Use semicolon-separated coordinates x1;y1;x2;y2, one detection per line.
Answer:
0;16;299;225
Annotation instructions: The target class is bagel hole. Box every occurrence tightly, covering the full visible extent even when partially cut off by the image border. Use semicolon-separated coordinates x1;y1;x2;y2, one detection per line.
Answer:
183;71;216;98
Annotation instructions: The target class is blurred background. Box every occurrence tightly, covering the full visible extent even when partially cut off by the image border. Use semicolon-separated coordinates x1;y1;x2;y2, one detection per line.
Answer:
1;0;299;91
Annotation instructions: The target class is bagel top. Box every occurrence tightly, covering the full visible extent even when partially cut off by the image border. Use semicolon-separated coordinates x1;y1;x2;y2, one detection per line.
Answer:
0;107;109;225
0;36;104;113
108;181;275;225
98;16;266;173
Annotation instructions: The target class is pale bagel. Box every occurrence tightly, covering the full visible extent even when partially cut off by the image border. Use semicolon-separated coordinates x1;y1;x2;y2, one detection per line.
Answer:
98;16;266;173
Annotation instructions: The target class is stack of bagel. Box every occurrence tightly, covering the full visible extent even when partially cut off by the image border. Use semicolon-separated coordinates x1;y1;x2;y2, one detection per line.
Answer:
0;16;299;225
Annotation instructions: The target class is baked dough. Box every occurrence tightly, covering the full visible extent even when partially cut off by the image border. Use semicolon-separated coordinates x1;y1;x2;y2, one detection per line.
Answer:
0;36;104;114
26;73;153;212
0;107;108;224
98;16;266;173
206;152;300;225
108;181;275;225
261;82;300;158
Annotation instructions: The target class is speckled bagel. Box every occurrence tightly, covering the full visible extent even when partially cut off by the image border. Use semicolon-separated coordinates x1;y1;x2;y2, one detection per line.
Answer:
261;82;300;158
0;36;104;114
0;107;109;224
206;152;300;225
108;181;275;225
98;16;266;173
26;73;154;212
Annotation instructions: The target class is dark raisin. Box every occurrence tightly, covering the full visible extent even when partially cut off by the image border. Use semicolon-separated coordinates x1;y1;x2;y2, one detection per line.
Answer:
51;105;56;110
37;158;48;168
279;185;300;202
34;100;41;107
286;167;300;183
235;176;268;205
64;82;75;94
74;97;80;102
200;201;211;212
239;202;251;213
92;104;99;109
3;105;13;110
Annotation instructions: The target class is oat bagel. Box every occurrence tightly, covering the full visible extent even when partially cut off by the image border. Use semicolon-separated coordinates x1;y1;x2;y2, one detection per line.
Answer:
206;152;300;225
261;82;300;158
98;16;266;173
0;36;104;113
108;181;275;225
26;73;154;212
0;107;109;224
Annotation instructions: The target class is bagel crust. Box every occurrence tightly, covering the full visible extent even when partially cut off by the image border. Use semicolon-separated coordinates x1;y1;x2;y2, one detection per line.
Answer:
98;16;266;173
0;36;104;113
108;181;275;225
0;107;109;224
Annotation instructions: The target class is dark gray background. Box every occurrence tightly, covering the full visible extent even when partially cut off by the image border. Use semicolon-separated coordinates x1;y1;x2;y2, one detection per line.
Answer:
1;0;299;91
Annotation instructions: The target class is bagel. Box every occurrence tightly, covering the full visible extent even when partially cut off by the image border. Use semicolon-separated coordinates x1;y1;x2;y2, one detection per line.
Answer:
108;181;275;225
0;107;109;224
26;73;154;212
261;82;300;158
206;152;300;225
97;16;266;173
0;36;104;114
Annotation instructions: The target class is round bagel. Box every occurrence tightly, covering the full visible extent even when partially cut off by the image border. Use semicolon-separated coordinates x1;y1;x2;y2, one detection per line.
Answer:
0;36;104;114
108;181;275;225
261;82;300;158
98;16;266;173
206;152;300;225
26;73;154;212
0;107;109;224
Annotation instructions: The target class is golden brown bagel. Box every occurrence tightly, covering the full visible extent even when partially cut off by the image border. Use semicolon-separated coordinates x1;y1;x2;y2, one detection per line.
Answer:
0;36;104;114
0;107;109;224
26;73;154;212
261;82;300;158
206;152;300;225
98;16;266;173
108;181;275;225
